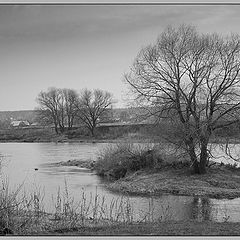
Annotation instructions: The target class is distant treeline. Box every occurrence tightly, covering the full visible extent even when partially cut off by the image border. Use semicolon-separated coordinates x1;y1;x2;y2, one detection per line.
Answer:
0;108;142;129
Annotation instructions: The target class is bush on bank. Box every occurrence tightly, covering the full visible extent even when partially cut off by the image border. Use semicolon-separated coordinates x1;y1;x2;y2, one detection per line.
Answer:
94;143;190;180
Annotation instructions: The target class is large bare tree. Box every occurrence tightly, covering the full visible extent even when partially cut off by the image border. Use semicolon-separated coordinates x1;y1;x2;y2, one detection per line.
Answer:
125;25;240;174
76;89;114;136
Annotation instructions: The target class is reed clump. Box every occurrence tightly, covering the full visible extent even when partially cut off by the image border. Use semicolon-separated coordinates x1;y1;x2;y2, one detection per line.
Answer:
0;177;172;235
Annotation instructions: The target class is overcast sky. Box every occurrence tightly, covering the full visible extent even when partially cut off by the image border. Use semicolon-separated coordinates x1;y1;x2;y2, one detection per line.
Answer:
1;4;240;111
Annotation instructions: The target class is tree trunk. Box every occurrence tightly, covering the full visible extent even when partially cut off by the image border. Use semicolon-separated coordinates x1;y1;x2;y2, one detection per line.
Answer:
199;139;209;174
67;115;73;130
58;119;65;133
54;121;59;134
59;125;65;133
67;116;70;130
186;140;200;174
90;121;97;137
189;147;200;174
54;126;58;134
91;127;95;137
68;117;74;130
52;116;59;134
192;160;200;174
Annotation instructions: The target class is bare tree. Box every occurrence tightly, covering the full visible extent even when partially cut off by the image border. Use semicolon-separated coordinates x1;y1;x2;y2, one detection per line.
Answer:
76;89;114;136
56;89;65;133
62;88;79;130
125;25;240;174
35;108;53;127
37;88;80;133
37;87;63;134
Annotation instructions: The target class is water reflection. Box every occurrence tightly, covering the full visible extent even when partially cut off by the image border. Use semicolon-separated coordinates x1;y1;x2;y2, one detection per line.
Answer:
190;197;212;221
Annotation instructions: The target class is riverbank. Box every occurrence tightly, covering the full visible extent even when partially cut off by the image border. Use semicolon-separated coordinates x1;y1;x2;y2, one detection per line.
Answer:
0;125;240;144
6;216;240;236
44;220;240;236
53;159;96;169
107;164;240;199
0;128;154;143
54;157;240;199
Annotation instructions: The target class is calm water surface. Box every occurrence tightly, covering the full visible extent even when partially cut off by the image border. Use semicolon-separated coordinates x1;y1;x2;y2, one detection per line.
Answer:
1;142;240;222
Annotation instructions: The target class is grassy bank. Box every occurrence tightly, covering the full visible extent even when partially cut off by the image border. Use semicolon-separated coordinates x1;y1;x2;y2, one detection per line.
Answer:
91;142;240;199
0;128;59;142
1;124;240;144
0;126;152;143
55;157;240;199
107;166;240;199
45;221;240;236
53;142;240;199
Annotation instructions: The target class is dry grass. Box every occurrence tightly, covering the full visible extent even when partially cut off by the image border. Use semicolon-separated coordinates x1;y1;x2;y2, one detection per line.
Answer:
43;220;240;236
0;177;174;235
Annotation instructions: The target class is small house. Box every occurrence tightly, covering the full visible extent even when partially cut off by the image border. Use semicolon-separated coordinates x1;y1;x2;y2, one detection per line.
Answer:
10;120;30;128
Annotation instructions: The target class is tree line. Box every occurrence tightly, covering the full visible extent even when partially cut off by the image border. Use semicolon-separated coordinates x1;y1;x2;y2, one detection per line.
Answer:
36;87;113;136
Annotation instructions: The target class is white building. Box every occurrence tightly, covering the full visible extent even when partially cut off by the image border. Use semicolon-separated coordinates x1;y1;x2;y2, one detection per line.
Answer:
10;120;30;128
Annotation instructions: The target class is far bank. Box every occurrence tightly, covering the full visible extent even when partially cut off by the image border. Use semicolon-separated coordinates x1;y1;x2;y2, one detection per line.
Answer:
0;123;240;144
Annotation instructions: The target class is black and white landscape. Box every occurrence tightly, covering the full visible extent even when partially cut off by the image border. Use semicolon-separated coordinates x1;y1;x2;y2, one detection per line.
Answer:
1;3;240;236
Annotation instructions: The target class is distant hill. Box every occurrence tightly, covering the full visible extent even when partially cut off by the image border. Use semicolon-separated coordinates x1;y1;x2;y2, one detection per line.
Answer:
0;108;133;124
0;110;38;123
0;107;153;125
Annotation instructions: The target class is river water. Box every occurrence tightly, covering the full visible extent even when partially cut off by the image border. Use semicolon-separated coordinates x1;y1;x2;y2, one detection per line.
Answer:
1;142;240;222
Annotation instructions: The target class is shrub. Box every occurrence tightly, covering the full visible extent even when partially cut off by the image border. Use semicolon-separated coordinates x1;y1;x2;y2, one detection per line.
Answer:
94;143;164;180
95;142;192;180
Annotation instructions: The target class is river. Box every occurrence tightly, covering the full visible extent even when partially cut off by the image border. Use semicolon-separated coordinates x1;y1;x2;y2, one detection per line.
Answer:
1;142;240;222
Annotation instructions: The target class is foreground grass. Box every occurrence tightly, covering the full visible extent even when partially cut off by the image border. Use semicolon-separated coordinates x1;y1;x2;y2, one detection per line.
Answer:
2;165;240;235
107;165;240;199
41;220;240;236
